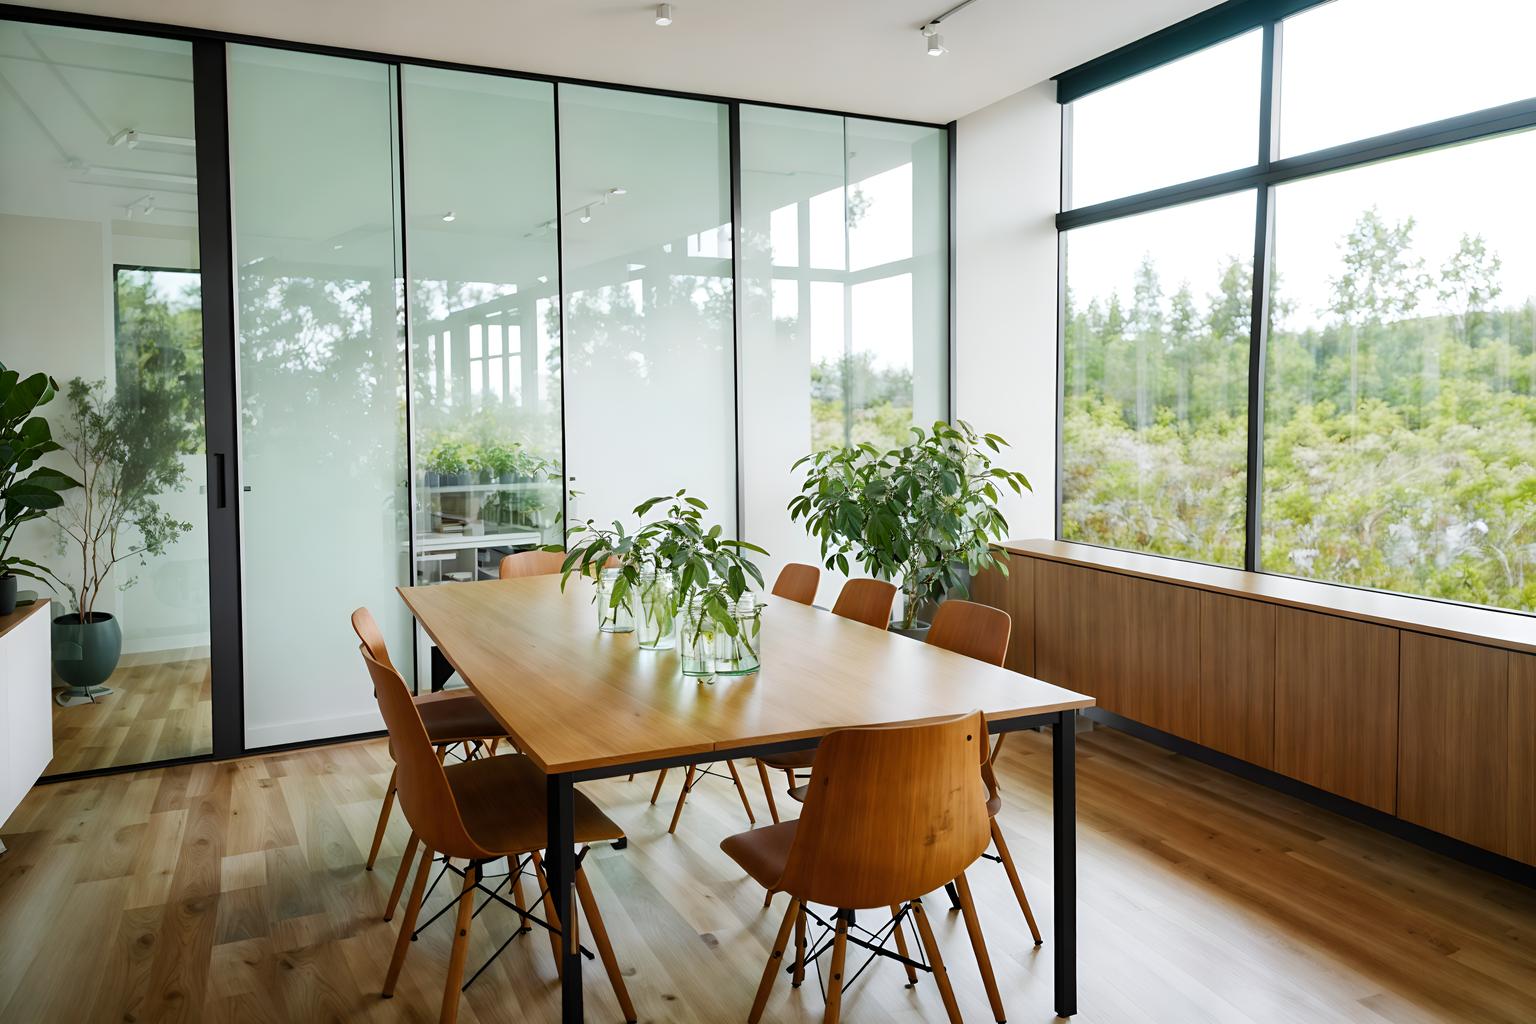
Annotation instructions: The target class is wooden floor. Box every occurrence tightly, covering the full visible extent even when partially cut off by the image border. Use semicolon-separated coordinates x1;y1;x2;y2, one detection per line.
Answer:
2;724;1534;1023
45;649;214;777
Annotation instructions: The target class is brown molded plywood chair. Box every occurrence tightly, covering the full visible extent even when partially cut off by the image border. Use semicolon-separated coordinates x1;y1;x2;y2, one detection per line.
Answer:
352;608;508;889
355;619;636;1024
753;578;898;824
721;712;997;1024
498;549;568;579
770;562;821;605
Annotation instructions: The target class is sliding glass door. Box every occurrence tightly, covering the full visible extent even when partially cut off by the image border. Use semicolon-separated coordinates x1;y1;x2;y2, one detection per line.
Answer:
228;46;411;747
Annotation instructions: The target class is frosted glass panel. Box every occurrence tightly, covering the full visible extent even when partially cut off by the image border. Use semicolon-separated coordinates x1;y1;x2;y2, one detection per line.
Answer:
737;106;948;596
402;67;562;593
558;85;735;530
229;46;411;747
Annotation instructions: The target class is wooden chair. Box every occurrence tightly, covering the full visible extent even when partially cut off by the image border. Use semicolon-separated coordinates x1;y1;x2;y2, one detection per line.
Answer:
354;616;636;1024
721;712;999;1024
351;608;508;906
498;549;568;579
753;578;898;824
771;562;821;605
926;600;1043;951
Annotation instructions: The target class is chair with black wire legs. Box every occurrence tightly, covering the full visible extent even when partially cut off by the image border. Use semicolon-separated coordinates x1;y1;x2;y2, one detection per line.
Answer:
353;608;636;1024
721;711;999;1024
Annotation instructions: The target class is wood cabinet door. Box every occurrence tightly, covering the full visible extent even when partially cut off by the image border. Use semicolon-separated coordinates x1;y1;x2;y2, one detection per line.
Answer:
970;553;1035;676
1274;607;1400;813
1511;653;1536;866
1199;592;1276;769
1397;633;1509;852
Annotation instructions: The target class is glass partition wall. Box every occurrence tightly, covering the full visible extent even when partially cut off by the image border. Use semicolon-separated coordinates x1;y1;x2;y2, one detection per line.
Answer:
0;9;951;766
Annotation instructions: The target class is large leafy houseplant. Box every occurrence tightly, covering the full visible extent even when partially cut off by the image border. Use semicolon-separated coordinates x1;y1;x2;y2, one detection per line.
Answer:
0;362;81;610
789;420;1031;631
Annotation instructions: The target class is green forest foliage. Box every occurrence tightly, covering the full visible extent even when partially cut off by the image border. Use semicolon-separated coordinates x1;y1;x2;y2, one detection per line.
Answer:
1063;209;1536;613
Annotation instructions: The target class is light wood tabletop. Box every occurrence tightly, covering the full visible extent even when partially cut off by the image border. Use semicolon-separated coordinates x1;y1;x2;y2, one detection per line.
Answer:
398;574;1094;776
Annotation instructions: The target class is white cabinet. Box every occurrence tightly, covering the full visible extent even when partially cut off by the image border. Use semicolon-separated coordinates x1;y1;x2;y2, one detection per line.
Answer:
1;599;51;849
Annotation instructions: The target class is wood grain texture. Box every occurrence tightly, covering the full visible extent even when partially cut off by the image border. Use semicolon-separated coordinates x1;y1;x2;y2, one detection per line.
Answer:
1397;633;1510;853
1274;607;1400;813
1001;539;1536;655
398;576;1093;774
1199;592;1276;769
1032;560;1199;737
1510;654;1536;866
969;554;1035;676
0;597;48;642
5;727;1536;1023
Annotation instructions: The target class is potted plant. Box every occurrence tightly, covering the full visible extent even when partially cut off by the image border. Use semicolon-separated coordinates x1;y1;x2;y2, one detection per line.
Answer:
0;362;80;615
50;377;193;702
479;440;520;484
789;420;1030;638
426;438;472;487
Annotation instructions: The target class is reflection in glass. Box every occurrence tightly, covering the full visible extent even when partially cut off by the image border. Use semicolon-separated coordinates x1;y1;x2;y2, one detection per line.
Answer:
737;106;948;588
1262;134;1536;611
1060;191;1256;567
1068;30;1261;209
558;85;735;529
229;46;412;746
0;20;212;774
402;67;562;589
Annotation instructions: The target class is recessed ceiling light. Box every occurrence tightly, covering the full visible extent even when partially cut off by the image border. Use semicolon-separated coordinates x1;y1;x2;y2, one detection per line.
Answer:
655;4;672;26
442;211;456;222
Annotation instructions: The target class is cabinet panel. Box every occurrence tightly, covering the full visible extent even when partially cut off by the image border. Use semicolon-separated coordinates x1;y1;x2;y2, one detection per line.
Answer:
1199;592;1275;768
1034;561;1199;736
970;553;1035;676
1397;633;1509;852
1274;607;1400;812
1511;654;1536;866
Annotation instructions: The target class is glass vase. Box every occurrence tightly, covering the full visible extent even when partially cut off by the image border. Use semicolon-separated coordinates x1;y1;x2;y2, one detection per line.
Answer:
713;596;762;676
636;570;676;650
596;567;634;634
677;596;715;678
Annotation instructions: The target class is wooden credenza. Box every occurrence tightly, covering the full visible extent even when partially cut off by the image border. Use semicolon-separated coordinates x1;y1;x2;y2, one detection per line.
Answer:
973;541;1536;867
1;599;52;848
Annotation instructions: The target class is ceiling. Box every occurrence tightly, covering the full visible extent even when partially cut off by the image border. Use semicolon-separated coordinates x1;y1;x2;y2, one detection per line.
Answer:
25;0;1222;123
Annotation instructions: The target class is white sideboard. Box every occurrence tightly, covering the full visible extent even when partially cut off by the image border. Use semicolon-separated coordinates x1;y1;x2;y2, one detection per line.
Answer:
0;598;51;852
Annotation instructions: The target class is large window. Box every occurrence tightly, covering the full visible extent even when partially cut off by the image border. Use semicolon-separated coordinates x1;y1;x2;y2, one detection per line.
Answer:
1058;0;1536;614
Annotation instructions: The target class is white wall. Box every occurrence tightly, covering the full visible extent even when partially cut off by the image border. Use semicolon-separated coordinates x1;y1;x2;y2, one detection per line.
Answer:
953;81;1061;543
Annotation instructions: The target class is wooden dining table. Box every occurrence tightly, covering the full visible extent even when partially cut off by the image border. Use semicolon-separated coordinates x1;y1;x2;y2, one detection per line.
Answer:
399;574;1095;1021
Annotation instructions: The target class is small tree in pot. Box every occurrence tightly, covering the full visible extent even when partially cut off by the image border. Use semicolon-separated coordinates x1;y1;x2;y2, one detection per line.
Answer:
789;420;1030;636
0;362;81;614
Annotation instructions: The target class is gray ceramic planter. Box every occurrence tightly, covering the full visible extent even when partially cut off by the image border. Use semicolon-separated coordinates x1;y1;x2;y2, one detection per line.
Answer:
52;611;122;699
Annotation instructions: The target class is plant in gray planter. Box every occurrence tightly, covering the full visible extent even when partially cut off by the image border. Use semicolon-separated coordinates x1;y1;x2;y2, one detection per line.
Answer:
789;420;1031;637
0;362;81;615
50;377;192;703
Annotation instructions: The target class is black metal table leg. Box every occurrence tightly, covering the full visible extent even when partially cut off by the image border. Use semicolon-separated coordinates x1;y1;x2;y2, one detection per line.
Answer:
1053;710;1078;1017
429;646;454;692
546;773;582;1021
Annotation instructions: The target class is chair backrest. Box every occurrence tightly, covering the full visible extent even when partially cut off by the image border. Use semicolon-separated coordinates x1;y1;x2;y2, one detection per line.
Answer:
778;712;991;909
354;624;483;859
499;549;567;579
771;563;821;605
927;599;1011;668
350;606;396;672
831;578;897;629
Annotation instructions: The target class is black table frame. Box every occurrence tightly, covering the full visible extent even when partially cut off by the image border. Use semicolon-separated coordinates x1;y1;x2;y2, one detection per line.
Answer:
542;708;1079;1021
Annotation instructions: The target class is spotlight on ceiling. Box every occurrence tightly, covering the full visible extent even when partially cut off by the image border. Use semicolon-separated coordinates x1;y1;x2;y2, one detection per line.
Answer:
655;4;673;26
579;206;593;224
442;210;456;222
608;186;628;197
922;23;947;56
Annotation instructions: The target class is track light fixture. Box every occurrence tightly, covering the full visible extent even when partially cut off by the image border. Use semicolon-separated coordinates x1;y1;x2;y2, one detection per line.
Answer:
926;31;947;56
442;210;456;222
580;206;593;224
919;0;981;56
655;4;672;26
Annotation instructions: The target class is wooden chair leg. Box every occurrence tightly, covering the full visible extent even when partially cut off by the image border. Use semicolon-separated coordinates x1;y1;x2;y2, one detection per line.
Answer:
667;765;697;834
755;760;781;824
575;864;638;1023
890;904;919;987
367;766;398;871
438;864;478;1024
792;904;807;988
383;843;435;996
530;851;563;979
511;859;531;933
825;911;850;1024
488;738;501;756
649;768;670;805
990;733;1006;765
955;871;1006;1022
749;897;800;1024
725;760;756;825
384;831;419;921
990;818;1042;945
911;899;962;1024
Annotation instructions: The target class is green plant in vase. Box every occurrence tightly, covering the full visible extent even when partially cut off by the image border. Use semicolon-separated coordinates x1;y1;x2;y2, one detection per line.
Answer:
789;420;1030;636
425;438;473;486
0;362;81;615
